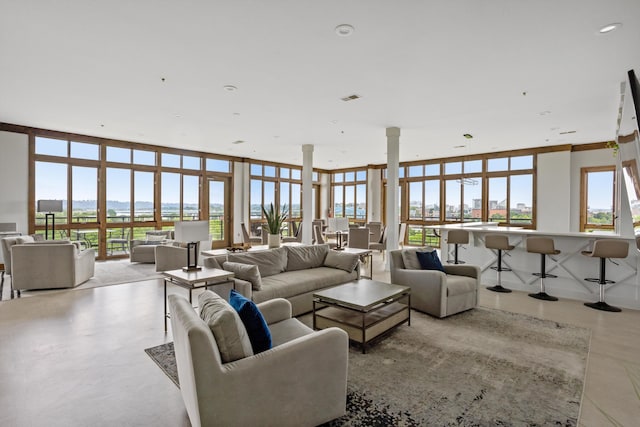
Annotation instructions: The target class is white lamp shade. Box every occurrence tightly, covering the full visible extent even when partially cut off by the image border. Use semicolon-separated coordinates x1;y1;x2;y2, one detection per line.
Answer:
37;200;63;213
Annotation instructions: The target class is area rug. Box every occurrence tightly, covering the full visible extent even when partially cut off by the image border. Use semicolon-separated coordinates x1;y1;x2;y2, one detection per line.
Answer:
79;259;164;289
144;308;591;426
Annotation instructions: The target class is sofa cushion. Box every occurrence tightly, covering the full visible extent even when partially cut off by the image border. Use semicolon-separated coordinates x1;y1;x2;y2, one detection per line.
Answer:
228;247;287;277
16;235;35;244
203;256;222;270
416;250;445;272
446;274;477;297
146;234;167;243
286;244;329;271
269;318;314;347
323;250;359;273
229;290;272;354
401;246;434;270
252;267;358;304
198;290;254;363
223;261;262;290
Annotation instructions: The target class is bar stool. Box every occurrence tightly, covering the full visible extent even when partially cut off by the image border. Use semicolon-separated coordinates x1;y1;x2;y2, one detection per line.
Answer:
446;229;468;264
582;239;629;312
525;237;560;301
485;234;515;293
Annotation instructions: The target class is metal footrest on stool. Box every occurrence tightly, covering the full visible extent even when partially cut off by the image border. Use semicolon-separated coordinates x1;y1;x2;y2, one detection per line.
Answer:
585;277;614;284
532;272;557;278
490;266;511;272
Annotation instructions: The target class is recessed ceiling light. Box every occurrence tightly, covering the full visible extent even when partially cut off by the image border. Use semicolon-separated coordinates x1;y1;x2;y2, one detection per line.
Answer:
232;140;245;145
223;85;237;92
599;23;622;33
335;24;355;37
233;112;240;116
341;94;361;102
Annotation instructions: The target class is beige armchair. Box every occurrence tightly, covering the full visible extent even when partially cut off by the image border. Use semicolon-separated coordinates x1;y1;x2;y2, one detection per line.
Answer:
168;293;348;427
11;242;95;293
389;248;480;318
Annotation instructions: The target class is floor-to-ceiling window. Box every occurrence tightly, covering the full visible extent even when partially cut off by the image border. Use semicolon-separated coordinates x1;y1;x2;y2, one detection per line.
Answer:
331;168;367;225
31;132;234;258
248;162;317;238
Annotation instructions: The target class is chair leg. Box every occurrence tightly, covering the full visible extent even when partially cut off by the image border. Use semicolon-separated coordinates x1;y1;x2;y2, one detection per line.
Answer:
529;254;558;301
487;250;512;293
584;258;621;312
0;271;4;301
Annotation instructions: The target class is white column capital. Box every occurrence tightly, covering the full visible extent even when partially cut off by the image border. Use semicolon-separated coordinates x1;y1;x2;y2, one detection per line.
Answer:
302;144;314;153
386;127;401;138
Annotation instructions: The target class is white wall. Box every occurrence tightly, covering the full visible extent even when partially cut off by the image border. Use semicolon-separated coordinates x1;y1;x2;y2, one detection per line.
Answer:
536;151;571;232
0;131;29;234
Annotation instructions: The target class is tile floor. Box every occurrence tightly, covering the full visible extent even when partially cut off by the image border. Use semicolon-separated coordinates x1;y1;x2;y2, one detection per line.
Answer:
0;253;639;426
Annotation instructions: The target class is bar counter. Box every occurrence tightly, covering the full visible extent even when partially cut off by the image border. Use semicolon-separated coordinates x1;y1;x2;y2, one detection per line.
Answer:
429;224;639;310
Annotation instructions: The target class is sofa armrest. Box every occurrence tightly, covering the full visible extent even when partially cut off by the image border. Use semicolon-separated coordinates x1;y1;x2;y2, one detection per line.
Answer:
130;239;146;249
257;298;292;324
75;248;96;284
444;264;481;279
231;278;252;299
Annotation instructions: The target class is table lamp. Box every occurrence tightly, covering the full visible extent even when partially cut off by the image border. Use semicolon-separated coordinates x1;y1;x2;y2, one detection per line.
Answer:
37;200;63;240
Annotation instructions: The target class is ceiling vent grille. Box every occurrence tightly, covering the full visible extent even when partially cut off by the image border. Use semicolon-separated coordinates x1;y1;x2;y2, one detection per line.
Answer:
559;130;577;135
341;94;361;102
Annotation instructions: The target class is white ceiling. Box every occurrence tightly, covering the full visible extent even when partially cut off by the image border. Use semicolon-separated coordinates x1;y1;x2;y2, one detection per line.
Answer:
1;1;639;169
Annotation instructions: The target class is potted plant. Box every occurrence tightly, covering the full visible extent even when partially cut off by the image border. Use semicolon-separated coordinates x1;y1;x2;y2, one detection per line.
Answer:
262;203;288;248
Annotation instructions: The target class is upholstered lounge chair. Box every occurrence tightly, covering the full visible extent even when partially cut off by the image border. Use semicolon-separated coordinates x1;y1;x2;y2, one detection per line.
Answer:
389;248;480;318
11;242;95;292
168;292;348;427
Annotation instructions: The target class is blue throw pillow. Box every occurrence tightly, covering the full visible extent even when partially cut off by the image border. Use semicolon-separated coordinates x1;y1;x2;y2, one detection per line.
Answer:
416;250;446;273
229;289;272;353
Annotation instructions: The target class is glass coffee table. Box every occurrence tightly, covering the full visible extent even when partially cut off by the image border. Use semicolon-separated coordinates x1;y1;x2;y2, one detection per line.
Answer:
313;279;411;353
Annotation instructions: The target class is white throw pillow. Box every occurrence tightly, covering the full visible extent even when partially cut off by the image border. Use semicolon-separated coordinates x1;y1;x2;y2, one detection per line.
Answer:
198;291;253;363
223;261;263;291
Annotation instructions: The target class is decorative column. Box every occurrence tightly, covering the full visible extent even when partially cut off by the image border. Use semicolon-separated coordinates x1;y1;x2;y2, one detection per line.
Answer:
385;127;400;269
302;144;314;245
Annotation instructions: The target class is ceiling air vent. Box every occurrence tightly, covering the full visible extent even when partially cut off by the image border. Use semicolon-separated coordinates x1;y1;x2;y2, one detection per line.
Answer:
341;94;361;102
559;130;577;135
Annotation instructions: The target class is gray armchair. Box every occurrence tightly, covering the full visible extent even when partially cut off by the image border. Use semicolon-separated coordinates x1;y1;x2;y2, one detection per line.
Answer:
168;292;348;427
389;249;480;318
11;242;95;293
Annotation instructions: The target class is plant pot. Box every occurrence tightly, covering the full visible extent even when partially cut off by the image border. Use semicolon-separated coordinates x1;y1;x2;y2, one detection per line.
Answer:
267;233;281;249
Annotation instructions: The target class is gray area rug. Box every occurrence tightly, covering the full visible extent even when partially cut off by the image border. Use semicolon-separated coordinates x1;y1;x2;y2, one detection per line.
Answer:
78;259;164;290
145;307;591;426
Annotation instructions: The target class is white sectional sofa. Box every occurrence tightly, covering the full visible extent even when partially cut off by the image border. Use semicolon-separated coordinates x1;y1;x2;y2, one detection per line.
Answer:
204;244;361;316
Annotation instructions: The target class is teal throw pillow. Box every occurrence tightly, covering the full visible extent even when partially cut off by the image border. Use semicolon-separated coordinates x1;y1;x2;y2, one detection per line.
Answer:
229;290;272;353
416;251;445;273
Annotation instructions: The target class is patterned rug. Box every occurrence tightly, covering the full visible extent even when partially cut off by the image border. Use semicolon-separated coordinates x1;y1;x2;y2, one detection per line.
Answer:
145;307;591;426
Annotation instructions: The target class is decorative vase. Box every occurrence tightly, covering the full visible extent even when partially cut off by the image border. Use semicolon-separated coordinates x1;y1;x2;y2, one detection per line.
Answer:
268;233;281;248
